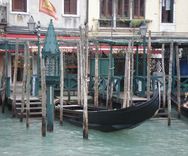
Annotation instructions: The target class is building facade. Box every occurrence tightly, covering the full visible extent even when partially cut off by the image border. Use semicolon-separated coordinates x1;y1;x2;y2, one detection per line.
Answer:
0;0;87;85
0;0;87;34
1;0;188;85
88;0;188;37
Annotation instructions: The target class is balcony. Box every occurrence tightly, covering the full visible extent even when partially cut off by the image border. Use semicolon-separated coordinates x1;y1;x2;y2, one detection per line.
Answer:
99;18;150;29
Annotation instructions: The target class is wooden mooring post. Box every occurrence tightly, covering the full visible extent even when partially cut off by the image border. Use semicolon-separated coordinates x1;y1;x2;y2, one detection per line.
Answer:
1;41;7;113
12;39;19;117
60;51;64;125
77;43;81;106
167;42;173;126
123;41;131;108
40;43;47;137
20;42;28;122
83;25;89;139
175;44;181;118
161;44;166;108
26;41;31;128
106;45;113;109
146;31;151;100
94;42;99;108
1;57;6;113
79;25;89;139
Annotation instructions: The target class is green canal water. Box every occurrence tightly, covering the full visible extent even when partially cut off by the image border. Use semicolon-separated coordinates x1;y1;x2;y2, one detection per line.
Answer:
0;110;188;156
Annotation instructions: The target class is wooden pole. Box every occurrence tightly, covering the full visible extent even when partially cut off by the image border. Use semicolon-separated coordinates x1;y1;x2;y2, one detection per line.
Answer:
126;41;131;107
175;44;181;118
77;43;81;105
167;42;173;126
26;41;31;128
40;41;47;137
12;39;19;117
106;45;113;109
80;26;84;106
130;40;134;105
94;42;99;108
1;46;6;113
123;46;129;108
161;44;166;108
146;31;151;100
83;25;88;139
20;42;27;122
60;51;64;125
5;41;10;99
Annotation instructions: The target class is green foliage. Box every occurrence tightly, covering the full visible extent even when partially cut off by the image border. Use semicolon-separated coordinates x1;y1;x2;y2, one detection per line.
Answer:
130;19;143;28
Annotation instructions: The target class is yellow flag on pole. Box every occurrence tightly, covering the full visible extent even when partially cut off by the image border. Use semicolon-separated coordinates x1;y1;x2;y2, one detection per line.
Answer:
39;0;58;20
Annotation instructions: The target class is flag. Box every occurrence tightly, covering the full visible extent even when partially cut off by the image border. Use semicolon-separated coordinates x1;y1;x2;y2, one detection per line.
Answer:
39;0;58;20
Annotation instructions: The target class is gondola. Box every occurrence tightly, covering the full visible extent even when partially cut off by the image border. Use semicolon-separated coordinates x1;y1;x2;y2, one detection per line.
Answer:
56;90;159;132
171;94;188;118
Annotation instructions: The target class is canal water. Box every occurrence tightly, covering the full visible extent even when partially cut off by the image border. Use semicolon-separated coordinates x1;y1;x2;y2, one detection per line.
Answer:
0;110;188;156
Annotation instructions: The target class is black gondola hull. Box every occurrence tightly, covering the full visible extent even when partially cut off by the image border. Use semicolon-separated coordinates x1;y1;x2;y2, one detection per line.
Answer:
57;91;159;132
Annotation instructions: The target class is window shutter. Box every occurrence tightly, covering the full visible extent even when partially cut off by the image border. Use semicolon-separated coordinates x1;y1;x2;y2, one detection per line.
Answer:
12;0;26;12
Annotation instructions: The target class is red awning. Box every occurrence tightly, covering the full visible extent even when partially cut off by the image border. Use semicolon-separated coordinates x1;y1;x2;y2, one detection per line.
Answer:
0;33;79;40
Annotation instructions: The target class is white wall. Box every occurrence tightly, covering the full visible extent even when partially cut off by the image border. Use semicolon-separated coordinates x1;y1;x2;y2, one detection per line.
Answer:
88;0;100;32
145;0;160;32
175;0;188;32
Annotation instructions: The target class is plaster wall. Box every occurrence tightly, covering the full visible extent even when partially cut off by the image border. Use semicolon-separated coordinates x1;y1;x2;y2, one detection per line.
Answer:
175;0;188;32
145;0;160;32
